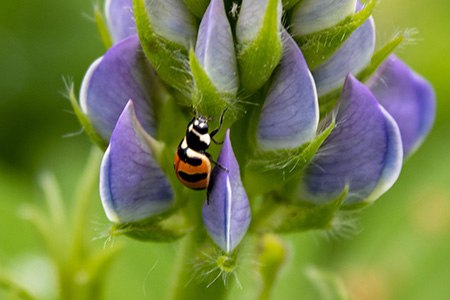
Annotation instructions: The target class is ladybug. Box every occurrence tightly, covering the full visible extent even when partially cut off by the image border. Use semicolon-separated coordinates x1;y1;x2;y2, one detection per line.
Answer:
174;110;227;190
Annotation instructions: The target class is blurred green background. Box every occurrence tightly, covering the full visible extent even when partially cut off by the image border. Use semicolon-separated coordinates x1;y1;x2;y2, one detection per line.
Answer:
0;1;449;299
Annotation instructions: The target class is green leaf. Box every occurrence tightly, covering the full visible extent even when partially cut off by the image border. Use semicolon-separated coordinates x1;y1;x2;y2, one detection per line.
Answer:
318;33;405;117
252;187;347;233
357;33;405;82
305;266;350;300
132;0;195;98
295;0;376;70
64;79;107;149
184;0;210;18
245;120;335;197
237;0;283;93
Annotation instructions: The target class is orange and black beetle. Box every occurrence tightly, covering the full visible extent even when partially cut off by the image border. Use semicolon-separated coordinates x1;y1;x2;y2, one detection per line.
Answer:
173;110;226;190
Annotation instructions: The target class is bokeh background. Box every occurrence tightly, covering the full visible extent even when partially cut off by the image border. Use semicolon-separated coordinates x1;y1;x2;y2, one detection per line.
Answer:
1;1;449;299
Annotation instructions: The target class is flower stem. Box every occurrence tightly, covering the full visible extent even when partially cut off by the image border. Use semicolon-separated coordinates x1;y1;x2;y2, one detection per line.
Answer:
0;272;36;300
168;229;231;300
256;234;287;300
70;147;102;263
168;199;230;300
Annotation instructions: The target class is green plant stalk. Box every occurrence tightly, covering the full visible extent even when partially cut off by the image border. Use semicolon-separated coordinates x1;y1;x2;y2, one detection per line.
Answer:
0;273;36;300
52;147;104;300
70;147;103;264
256;234;287;300
167;201;230;300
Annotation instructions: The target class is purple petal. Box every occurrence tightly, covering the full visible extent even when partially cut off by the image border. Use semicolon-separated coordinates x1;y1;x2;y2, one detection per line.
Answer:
368;55;436;157
80;35;155;141
203;130;251;253
257;31;319;150
100;101;174;223
299;75;403;205
312;17;376;96
195;0;238;94
291;0;357;35
105;0;137;43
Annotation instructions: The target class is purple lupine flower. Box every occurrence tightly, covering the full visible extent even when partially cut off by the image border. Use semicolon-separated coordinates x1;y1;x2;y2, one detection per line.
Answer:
74;0;435;257
298;75;403;205
368;55;436;157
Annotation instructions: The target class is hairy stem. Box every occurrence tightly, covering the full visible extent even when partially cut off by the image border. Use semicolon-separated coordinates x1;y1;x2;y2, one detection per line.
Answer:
167;201;231;300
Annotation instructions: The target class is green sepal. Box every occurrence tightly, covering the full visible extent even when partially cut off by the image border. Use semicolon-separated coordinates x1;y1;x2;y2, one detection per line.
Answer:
282;0;301;11
252;187;347;233
110;209;194;242
193;230;241;281
189;50;239;123
357;33;404;82
184;0;210;18
318;33;405;117
237;0;283;93
244;120;335;197
65;80;107;150
295;0;376;70
132;0;194;99
94;3;113;49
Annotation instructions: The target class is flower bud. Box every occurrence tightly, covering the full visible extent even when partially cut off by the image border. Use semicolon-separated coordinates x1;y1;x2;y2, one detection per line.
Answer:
100;101;174;223
104;0;136;43
80;35;155;142
299;75;403;206
202;130;251;253
369;55;436;157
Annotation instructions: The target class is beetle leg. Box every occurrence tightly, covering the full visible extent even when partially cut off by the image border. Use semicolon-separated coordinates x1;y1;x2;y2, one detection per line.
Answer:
209;107;228;138
205;152;229;172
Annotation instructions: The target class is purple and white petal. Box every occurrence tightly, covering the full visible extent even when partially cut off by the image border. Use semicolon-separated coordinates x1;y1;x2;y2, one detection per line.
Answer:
312;17;376;96
80;35;155;141
236;0;282;44
144;0;197;49
368;55;436;157
195;0;238;94
105;0;137;43
299;75;403;205
203;130;251;253
100;101;174;223
257;31;319;150
291;0;357;36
